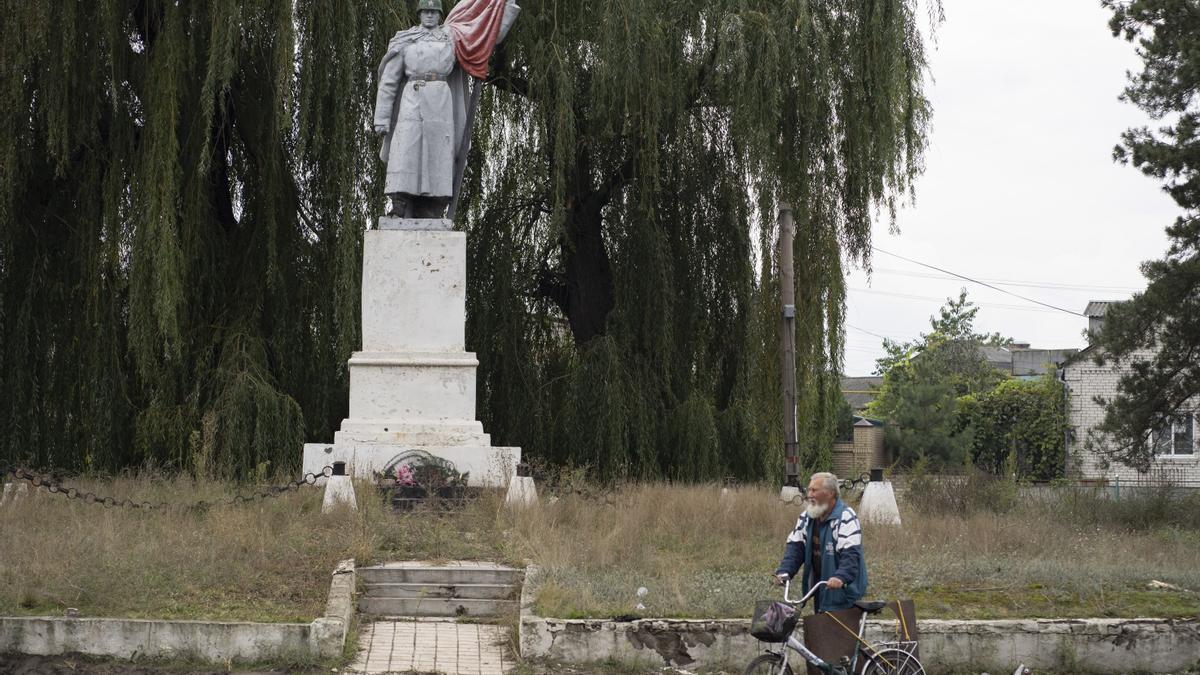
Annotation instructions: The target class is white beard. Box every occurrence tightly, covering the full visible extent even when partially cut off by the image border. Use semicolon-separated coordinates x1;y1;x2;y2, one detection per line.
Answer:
805;500;830;520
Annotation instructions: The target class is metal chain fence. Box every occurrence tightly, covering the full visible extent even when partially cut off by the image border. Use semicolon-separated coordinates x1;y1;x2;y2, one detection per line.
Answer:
0;462;333;512
0;460;879;512
787;472;873;499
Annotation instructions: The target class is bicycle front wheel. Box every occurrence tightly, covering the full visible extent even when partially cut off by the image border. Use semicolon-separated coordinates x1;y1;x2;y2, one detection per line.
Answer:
743;652;795;675
859;647;925;675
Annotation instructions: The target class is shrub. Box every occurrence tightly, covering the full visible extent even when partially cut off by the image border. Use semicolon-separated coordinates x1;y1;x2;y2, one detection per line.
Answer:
1055;486;1200;531
904;461;1020;515
958;375;1066;480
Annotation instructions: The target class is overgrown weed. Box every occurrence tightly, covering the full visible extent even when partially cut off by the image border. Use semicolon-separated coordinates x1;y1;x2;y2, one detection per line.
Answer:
5;471;1198;623
0;472;508;621
503;479;1200;620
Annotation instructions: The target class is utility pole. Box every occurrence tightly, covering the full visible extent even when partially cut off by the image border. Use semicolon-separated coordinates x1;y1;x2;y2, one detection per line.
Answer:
777;203;800;488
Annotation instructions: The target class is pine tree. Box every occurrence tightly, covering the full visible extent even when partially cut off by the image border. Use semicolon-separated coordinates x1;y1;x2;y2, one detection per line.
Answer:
867;291;1010;469
1089;1;1200;472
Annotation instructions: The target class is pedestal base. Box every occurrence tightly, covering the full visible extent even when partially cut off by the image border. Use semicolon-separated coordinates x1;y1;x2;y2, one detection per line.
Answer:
304;224;519;490
303;443;519;488
347;351;480;421
334;420;490;446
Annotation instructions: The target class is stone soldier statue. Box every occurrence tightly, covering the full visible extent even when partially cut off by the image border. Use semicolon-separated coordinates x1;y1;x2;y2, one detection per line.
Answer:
374;0;520;219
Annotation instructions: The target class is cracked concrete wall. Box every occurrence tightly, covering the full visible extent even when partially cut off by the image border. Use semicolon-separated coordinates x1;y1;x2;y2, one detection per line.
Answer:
0;616;318;661
519;615;1200;673
0;561;357;663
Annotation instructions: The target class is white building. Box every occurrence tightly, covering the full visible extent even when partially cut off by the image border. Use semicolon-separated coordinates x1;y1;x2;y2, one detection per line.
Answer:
1061;301;1200;486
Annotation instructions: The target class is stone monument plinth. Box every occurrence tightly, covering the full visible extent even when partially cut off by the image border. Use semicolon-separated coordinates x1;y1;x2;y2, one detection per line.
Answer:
302;221;520;486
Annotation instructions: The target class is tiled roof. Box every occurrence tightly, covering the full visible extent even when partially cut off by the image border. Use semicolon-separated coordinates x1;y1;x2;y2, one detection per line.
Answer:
841;376;883;410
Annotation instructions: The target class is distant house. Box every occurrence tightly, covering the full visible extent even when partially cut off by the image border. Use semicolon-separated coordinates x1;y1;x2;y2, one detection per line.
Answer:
832;416;888;476
1061;301;1200;486
1009;345;1079;380
841;376;883;412
978;344;1019;373
956;342;1078;379
840;342;1076;415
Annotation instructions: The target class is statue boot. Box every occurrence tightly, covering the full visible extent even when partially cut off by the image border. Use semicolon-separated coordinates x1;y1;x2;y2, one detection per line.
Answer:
386;193;412;218
411;196;450;219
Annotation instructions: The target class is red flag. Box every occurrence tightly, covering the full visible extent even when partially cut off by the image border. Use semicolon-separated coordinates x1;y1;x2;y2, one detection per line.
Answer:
445;0;508;79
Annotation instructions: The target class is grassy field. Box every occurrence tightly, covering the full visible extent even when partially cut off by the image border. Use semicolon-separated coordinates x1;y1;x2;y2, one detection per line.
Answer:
510;476;1200;621
1;471;1198;623
0;473;513;621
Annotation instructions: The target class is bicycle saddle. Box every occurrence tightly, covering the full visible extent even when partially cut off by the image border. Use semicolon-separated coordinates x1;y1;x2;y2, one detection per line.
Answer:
853;600;888;614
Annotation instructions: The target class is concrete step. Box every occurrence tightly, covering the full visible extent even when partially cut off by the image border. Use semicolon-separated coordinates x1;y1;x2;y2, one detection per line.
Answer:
358;563;523;586
363;582;516;600
358;596;518;618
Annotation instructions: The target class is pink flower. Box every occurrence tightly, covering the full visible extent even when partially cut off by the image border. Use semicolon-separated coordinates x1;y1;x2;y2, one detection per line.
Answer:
395;464;416;486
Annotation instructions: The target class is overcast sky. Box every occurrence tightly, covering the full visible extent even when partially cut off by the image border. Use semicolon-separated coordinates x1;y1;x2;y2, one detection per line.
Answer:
841;0;1182;376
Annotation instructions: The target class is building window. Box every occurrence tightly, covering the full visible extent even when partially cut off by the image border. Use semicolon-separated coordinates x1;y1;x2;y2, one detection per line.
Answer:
1153;413;1195;456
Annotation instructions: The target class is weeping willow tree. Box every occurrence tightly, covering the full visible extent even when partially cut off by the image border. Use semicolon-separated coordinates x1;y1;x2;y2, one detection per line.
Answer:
461;0;940;480
1;0;938;481
0;1;416;476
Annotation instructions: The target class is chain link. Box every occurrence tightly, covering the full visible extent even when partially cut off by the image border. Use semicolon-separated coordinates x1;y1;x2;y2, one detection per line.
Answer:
841;472;873;492
0;462;332;512
0;460;875;509
790;473;873;499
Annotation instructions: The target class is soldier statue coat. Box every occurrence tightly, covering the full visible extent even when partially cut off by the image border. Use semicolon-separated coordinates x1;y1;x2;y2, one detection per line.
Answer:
374;0;520;218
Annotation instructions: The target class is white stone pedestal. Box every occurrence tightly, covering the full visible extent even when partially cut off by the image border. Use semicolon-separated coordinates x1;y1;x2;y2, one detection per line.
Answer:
322;474;358;513
779;485;804;505
302;225;520;487
505;476;538;507
859;481;902;526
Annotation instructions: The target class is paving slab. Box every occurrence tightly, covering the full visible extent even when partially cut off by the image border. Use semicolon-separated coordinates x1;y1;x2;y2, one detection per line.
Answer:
348;618;512;674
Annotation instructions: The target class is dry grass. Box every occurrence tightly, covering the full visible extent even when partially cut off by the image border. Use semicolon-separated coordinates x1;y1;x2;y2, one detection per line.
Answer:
504;482;1200;620
3;473;1198;623
0;474;512;621
503;484;791;619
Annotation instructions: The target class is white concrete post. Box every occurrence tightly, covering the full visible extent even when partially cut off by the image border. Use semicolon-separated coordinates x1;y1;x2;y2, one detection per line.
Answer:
322;462;358;513
505;463;538;507
858;468;901;526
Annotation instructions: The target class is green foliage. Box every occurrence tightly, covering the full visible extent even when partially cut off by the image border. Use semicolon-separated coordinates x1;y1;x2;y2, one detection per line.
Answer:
834;398;856;442
0;0;941;480
874;289;1011;378
1089;0;1200;471
868;291;1009;469
463;0;942;480
0;0;403;476
958;375;1066;481
877;374;974;470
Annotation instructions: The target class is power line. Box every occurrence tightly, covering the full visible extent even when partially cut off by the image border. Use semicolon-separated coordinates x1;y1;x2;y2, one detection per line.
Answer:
870;246;1087;317
845;323;897;341
865;266;1140;294
848;287;1066;314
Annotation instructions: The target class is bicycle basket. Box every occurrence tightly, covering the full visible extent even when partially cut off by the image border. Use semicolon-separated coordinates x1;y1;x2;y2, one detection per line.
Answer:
750;600;798;642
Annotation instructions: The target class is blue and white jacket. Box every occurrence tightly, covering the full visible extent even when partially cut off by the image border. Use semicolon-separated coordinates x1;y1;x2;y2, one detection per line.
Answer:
774;499;867;612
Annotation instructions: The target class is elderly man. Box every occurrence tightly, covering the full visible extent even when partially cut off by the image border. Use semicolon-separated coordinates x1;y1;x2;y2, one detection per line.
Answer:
772;472;867;613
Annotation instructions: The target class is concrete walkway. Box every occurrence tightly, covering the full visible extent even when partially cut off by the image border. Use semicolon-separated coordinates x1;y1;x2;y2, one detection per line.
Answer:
348;617;513;674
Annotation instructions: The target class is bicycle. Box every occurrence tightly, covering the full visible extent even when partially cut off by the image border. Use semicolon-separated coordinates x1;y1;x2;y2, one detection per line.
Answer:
744;579;926;675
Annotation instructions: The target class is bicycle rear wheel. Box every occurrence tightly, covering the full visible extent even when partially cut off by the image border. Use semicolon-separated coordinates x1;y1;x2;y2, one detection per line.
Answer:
859;647;925;675
744;652;795;675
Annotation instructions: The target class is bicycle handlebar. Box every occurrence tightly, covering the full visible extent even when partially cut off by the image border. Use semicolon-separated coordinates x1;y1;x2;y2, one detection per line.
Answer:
782;577;827;606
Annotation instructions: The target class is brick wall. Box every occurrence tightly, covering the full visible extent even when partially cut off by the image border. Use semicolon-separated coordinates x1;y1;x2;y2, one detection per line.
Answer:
831;425;886;478
1063;349;1200;486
